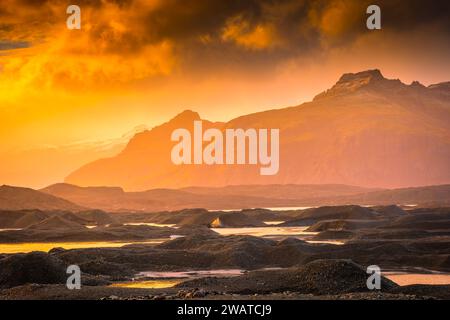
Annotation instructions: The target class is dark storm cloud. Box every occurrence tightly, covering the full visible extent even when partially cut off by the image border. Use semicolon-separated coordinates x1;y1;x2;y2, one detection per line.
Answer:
1;0;449;51
141;0;263;41
0;40;30;51
0;0;448;78
381;0;450;30
137;0;450;44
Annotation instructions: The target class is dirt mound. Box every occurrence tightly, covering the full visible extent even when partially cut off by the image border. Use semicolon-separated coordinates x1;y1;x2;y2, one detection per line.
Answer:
157;209;219;226
0;210;22;228
210;212;266;228
158;234;272;250
239;209;288;221
178;259;398;295
312;230;354;240
0;252;67;288
56;212;90;225
408;207;450;216
76;210;118;225
281;206;377;226
27;215;86;230
0;210;51;228
306;219;386;232
371;205;406;218
386;219;450;230
0;210;109;229
388;209;450;225
77;260;133;277
13;211;51;228
380;209;450;231
157;235;279;269
352;229;443;240
0;185;85;211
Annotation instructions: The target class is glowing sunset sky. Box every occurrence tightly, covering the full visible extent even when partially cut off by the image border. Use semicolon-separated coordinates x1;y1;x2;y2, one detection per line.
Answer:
0;0;449;187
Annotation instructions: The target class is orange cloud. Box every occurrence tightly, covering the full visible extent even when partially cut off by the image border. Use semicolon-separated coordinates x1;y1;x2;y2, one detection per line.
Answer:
222;16;278;50
0;0;449;190
0;1;177;97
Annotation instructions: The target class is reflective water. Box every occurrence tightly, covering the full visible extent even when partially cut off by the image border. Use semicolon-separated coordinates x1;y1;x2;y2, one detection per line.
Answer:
0;224;344;254
385;273;450;286
209;206;313;212
210;226;345;244
137;269;245;278
115;267;450;288
0;240;167;254
263;221;285;225
124;222;177;228
212;226;314;237
110;269;247;289
110;279;182;289
262;206;314;211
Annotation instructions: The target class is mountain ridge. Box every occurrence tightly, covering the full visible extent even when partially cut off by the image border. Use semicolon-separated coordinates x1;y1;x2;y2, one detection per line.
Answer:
39;183;450;212
0;185;86;211
65;70;450;191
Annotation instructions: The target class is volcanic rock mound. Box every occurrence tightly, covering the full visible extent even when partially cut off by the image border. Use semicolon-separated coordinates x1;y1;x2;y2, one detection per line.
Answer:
178;259;398;295
26;216;86;230
281;205;377;226
0;252;67;288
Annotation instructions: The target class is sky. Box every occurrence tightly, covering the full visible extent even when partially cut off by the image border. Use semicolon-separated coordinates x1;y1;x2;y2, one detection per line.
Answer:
0;0;449;187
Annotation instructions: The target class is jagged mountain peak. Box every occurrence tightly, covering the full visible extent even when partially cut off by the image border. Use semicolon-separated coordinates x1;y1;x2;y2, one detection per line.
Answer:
65;70;450;190
338;69;385;83
314;69;402;100
169;110;201;124
410;80;426;89
117;110;202;154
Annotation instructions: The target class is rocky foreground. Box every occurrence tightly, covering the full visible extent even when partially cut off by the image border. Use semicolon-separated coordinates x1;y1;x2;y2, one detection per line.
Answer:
1;257;449;300
1;233;450;300
0;205;449;300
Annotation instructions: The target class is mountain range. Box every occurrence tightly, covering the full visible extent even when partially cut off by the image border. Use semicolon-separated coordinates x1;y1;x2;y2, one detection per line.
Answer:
64;70;450;191
40;183;376;212
0;185;84;211
1;183;449;212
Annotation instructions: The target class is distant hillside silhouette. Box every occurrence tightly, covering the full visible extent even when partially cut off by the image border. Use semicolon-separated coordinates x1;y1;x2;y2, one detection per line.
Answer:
0;185;85;211
65;70;450;190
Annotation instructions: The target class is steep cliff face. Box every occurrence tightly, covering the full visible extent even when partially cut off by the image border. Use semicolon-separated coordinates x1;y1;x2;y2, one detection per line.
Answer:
66;70;450;191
